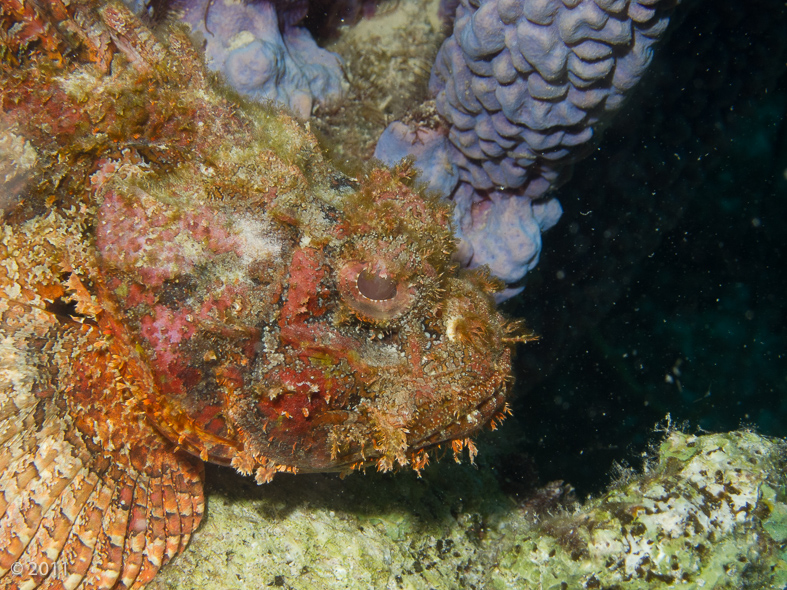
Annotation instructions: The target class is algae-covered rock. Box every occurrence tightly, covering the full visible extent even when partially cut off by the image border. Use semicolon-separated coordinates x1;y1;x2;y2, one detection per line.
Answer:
490;430;787;589
151;430;787;589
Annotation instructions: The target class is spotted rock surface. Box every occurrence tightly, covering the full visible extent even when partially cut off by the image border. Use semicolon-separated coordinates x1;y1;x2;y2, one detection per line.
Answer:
151;430;787;589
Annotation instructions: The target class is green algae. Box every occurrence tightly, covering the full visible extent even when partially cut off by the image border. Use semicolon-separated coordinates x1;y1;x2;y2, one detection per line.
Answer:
150;430;787;589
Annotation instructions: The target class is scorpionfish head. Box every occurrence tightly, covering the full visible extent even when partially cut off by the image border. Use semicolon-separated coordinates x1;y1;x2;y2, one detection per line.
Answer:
96;158;520;483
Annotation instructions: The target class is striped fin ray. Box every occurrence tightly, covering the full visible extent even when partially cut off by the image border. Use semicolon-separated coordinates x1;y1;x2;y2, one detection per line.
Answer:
0;216;205;590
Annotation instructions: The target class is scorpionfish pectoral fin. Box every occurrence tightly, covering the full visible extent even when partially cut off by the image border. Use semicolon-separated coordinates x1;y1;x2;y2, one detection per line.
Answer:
0;212;205;590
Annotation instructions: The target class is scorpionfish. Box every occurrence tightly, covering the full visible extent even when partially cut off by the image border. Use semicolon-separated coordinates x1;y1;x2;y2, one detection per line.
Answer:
0;1;523;587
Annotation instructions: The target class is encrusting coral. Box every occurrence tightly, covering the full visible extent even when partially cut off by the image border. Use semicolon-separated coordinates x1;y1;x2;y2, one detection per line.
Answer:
0;1;524;587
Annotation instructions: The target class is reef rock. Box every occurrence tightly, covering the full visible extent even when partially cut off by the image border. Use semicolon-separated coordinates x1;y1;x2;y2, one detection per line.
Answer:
152;429;787;589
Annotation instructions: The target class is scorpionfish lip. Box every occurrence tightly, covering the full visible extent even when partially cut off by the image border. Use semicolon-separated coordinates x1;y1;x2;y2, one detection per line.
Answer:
337;260;414;322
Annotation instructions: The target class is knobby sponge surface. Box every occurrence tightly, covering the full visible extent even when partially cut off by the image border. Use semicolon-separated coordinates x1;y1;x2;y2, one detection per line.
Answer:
431;0;680;197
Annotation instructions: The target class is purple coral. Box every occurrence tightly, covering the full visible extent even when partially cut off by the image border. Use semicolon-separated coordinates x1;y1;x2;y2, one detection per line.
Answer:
179;0;347;120
376;0;680;296
431;0;677;195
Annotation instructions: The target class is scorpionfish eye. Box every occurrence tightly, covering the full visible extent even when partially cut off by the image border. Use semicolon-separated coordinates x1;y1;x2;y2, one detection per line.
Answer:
337;260;415;323
357;268;397;300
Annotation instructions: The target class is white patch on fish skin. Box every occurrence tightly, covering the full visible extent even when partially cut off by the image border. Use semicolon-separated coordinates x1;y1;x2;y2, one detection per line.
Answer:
235;218;283;266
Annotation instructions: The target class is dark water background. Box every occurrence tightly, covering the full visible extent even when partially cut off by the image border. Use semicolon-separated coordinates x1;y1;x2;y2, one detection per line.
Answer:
494;0;787;497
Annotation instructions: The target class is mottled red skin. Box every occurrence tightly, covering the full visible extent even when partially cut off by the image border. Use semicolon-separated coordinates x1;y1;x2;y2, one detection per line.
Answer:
92;166;514;475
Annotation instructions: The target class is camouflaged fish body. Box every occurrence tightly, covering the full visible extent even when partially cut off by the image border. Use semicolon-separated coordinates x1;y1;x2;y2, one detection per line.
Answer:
0;2;520;587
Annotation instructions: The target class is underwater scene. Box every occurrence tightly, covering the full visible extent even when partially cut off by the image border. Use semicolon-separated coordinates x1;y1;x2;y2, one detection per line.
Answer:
1;0;785;587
